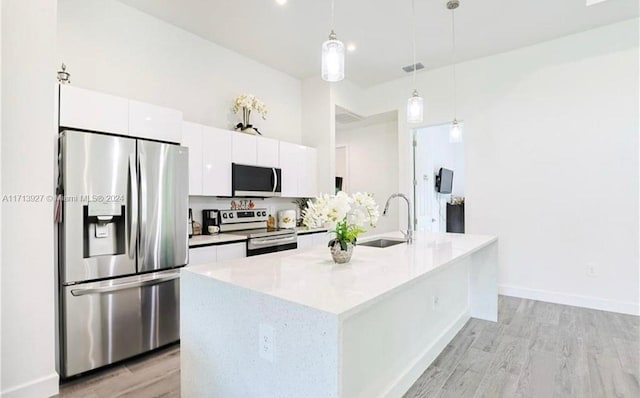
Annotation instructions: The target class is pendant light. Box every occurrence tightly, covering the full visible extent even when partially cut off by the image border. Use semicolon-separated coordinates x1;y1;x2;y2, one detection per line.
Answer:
448;0;462;143
321;0;345;82
407;0;423;123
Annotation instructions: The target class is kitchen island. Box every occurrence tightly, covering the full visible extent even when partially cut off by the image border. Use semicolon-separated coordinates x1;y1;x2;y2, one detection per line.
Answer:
180;231;497;398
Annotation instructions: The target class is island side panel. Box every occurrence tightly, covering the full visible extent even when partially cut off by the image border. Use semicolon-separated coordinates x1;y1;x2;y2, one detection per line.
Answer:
180;270;340;398
339;258;471;398
469;240;498;321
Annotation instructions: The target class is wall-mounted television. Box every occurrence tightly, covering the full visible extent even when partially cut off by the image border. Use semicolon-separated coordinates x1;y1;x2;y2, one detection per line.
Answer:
435;168;454;194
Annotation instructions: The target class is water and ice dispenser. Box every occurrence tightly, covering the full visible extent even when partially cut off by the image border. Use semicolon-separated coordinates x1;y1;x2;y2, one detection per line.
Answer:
83;201;126;258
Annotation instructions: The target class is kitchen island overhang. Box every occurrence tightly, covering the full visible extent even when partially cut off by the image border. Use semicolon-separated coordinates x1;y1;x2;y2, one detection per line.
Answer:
181;231;497;398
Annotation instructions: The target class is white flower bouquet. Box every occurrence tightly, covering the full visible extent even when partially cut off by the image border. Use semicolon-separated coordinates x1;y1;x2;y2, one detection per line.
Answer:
303;192;380;251
232;94;268;131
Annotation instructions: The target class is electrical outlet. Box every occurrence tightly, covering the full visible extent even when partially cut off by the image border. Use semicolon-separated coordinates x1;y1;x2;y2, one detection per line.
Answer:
587;263;597;277
259;323;275;363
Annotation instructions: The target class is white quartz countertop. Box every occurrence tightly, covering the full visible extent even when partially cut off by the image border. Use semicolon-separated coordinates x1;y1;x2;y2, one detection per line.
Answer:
188;234;247;247
184;231;497;316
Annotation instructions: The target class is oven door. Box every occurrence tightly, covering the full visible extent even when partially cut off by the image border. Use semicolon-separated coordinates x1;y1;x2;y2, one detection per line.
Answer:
247;234;297;256
232;163;281;197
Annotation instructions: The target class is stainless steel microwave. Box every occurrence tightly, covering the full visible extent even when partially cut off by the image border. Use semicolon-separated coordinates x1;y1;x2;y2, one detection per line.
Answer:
232;163;282;197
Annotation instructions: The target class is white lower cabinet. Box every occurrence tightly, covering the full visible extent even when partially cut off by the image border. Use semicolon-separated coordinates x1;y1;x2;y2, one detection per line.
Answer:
312;232;329;246
216;242;246;262
188;246;217;266
189;242;247;266
297;232;329;249
297;234;315;249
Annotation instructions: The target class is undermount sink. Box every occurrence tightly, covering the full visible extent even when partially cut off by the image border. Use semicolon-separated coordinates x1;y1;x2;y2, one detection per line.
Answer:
359;238;407;248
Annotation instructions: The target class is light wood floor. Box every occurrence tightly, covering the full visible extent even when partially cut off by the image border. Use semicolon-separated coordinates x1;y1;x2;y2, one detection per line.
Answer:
57;296;639;398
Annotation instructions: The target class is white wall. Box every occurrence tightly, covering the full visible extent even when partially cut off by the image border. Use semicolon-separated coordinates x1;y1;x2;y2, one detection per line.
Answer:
0;1;3;392
325;19;640;315
1;1;59;397
336;120;400;235
301;77;334;194
57;0;302;143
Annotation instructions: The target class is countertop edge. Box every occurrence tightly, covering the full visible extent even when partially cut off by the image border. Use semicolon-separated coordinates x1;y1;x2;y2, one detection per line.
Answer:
188;235;248;248
296;228;328;236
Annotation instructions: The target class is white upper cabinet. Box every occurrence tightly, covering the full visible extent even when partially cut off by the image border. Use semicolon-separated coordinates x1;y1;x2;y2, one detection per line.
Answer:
181;122;203;196
279;142;318;198
202;126;232;196
256;136;280;168
298;146;318;198
279;141;300;197
129;100;182;143
59;85;129;135
231;133;257;166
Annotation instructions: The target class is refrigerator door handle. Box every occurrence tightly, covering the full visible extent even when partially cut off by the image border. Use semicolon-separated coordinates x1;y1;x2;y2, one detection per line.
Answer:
128;154;138;259
272;167;277;193
139;152;148;265
70;271;180;296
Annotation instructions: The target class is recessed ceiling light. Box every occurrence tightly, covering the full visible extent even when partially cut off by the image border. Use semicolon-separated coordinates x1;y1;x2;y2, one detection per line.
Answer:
347;43;357;52
275;0;287;5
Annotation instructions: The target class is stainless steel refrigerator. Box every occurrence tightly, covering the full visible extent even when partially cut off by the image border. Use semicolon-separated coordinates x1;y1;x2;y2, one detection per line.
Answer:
58;130;188;378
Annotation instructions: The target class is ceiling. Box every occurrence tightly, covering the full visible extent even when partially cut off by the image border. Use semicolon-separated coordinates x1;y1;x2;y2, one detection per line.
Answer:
117;0;638;87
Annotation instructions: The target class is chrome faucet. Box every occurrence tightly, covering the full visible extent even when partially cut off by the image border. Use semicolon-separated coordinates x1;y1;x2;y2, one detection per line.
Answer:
383;193;413;244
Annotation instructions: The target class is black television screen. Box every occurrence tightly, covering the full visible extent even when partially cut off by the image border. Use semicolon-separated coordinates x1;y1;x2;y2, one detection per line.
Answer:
436;168;454;194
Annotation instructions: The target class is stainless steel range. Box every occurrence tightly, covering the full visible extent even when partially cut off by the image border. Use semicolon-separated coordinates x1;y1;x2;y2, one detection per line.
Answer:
219;208;298;256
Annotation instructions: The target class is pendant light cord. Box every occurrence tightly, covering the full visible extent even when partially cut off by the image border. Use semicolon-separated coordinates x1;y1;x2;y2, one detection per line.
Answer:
451;8;457;119
331;0;335;32
411;0;417;88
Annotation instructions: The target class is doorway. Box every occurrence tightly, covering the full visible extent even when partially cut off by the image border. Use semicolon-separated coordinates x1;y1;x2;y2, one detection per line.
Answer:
412;123;465;233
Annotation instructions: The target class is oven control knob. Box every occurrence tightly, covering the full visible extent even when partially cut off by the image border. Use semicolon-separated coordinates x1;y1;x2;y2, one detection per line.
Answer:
229;213;234;218
261;211;267;216
222;213;227;219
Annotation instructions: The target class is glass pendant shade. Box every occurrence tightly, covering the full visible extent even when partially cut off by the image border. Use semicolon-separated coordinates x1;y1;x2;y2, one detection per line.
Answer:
450;119;463;143
407;90;424;123
321;32;345;82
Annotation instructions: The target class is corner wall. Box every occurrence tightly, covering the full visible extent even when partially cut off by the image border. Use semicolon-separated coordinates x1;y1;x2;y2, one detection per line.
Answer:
1;1;59;396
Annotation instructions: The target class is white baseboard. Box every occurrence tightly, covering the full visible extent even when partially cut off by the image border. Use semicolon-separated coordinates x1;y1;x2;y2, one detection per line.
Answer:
383;309;470;398
499;284;640;316
1;372;59;398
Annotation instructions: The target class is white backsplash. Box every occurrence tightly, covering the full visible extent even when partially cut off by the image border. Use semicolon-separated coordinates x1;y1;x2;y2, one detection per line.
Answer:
189;196;305;225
